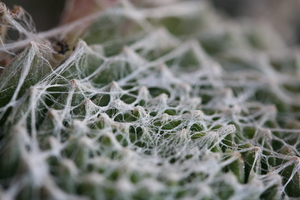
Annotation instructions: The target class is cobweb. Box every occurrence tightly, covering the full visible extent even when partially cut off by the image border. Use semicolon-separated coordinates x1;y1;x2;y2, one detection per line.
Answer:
1;1;300;200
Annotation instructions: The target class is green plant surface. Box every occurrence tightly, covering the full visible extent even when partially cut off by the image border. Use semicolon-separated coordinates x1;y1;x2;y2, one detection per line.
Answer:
0;1;300;200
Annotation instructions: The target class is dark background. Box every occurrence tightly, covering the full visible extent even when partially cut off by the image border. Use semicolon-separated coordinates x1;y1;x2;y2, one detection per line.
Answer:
2;0;65;31
3;0;300;45
0;0;268;31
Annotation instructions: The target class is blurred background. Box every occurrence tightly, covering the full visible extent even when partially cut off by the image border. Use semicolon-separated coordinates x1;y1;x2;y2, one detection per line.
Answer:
3;0;300;45
211;0;300;45
3;0;65;31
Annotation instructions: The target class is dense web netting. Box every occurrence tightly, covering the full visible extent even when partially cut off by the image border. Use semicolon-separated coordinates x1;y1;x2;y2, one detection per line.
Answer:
1;1;300;200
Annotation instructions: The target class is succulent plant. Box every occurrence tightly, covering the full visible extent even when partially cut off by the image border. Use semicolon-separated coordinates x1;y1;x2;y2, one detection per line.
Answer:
1;1;300;200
